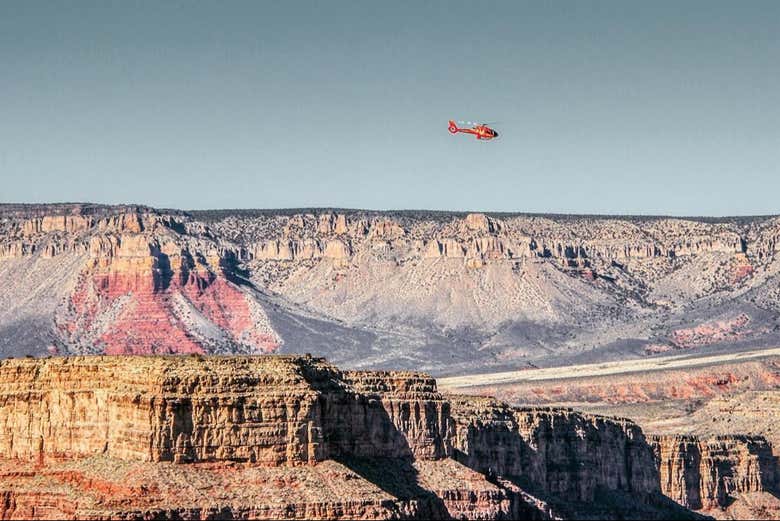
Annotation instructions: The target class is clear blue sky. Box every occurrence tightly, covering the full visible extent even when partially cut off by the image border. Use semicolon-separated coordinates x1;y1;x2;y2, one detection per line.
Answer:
1;1;778;215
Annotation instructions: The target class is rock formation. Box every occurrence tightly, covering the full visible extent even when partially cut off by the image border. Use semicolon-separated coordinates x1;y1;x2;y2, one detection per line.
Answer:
1;205;281;357
448;396;666;515
651;435;779;514
0;355;701;520
4;203;780;374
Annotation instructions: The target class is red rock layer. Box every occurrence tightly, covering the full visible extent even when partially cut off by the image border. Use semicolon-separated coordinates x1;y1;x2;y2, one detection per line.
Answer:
671;314;753;349
0;208;282;356
466;359;780;406
0;459;538;520
61;233;280;355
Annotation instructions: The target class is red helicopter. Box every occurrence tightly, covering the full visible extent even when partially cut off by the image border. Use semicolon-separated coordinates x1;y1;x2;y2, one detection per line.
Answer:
448;120;499;140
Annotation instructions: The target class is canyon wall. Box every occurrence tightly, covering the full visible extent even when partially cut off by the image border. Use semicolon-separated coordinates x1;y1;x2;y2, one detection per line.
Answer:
650;434;779;510
0;355;700;520
2;205;776;290
448;395;660;503
0;355;327;465
0;356;459;466
4;207;754;282
5;204;780;374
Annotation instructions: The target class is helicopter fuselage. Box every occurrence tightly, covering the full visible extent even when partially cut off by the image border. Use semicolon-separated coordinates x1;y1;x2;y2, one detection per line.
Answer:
448;120;498;140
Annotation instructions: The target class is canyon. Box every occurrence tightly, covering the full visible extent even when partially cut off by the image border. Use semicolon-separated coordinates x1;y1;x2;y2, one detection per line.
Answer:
1;203;779;518
0;355;776;519
651;434;779;517
3;203;780;374
0;355;708;520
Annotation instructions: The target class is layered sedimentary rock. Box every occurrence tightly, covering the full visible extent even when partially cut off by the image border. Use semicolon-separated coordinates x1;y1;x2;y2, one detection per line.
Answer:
341;371;452;460
448;396;660;504
0;205;280;357
650;434;779;510
0;206;774;280
63;232;280;355
0;355;700;520
0;356;461;466
0;458;545;521
5;203;780;374
1;206;758;269
0;356;325;465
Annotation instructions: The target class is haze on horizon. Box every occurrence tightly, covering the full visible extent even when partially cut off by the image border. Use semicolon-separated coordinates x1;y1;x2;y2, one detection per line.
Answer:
1;1;778;216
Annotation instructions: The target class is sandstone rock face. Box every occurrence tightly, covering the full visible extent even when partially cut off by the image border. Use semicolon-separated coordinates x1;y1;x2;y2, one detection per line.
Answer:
448;396;660;503
0;356;329;465
650;434;779;510
0;355;700;520
342;371;453;460
464;213;502;233
0;356;459;467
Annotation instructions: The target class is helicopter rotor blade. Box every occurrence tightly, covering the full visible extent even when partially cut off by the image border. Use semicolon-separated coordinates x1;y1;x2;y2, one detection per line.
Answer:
457;120;500;126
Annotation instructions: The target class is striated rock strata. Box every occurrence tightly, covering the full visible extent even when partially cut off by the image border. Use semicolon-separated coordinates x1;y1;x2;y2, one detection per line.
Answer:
447;395;681;518
651;434;779;511
6;203;780;375
0;355;702;520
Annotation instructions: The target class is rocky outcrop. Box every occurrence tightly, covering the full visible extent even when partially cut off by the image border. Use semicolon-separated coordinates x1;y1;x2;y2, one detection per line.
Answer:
0;206;282;356
0;356;328;464
463;213;502;234
62;240;280;356
650;434;779;510
671;314;753;349
19;212;145;236
0;356;464;467
0;355;701;520
448;396;660;503
343;371;452;460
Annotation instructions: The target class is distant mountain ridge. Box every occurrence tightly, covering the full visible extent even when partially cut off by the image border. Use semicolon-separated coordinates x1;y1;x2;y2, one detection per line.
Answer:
2;203;780;375
3;202;777;222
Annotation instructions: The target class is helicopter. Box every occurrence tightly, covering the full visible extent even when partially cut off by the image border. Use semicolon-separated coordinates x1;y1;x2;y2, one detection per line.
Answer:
448;120;499;140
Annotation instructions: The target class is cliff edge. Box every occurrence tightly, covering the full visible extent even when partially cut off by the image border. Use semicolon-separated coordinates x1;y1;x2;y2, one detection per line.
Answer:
0;355;704;520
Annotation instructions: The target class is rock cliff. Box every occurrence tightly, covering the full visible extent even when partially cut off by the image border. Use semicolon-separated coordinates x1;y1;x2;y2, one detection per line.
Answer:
447;395;676;518
0;355;701;520
4;204;780;374
0;356;458;466
650;434;779;511
0;205;281;357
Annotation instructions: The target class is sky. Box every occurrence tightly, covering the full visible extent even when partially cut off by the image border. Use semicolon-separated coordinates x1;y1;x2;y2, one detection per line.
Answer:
1;1;778;215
